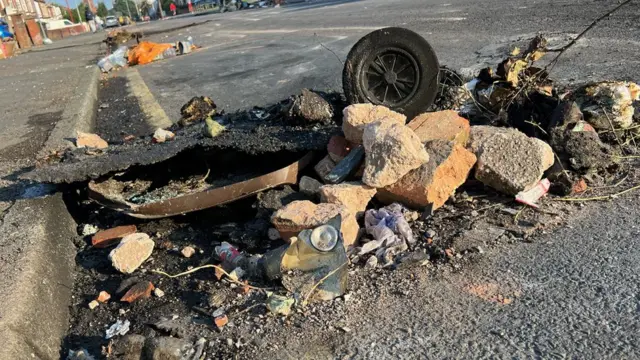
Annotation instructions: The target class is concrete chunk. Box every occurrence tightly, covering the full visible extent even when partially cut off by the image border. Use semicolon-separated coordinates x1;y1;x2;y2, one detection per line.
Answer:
362;120;429;188
320;182;377;217
342;103;406;144
407;110;471;146
109;233;155;274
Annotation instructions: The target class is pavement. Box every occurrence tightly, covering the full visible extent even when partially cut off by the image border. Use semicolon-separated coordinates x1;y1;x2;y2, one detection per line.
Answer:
0;0;639;358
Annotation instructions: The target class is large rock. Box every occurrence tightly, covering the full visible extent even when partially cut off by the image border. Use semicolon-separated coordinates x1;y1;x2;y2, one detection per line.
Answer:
288;89;334;124
362;120;429;188
474;129;555;195
319;182;377;217
407;110;471;146
271;200;359;247
342;104;406;144
468;125;521;154
109;233;155;274
378;141;477;209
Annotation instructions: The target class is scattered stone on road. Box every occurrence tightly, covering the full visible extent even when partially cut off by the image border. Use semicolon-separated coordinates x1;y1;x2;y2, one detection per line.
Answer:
76;132;109;149
288;88;334;124
319;182;377;218
152;128;175;143
97;291;111;303
362;119;429;188
342;103;406;144
181;246;196;258
408;110;471;146
109;233;155;274
271;200;359;246
378;140;477;209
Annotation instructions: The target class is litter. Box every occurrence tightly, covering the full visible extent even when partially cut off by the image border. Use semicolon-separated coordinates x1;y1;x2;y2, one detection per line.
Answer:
363;204;415;266
265;293;294;316
515;179;551;208
105;319;131;339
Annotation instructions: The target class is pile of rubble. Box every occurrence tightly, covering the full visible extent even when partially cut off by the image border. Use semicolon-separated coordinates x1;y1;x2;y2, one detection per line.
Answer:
32;33;640;359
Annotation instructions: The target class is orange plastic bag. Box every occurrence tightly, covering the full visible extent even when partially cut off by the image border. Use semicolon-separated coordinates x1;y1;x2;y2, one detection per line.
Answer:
128;41;174;66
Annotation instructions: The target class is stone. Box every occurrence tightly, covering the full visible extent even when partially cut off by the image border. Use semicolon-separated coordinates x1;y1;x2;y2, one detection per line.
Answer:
92;225;137;248
314;155;336;180
181;246;196;258
76;132;108;149
120;281;155;303
288;89;334;124
152;128;175;143
407;110;471;146
319;182;377;217
364;255;378;269
154;288;165;297
120;335;145;360
267;228;281;240
109;233;155;274
468;125;521;154
88;300;99;310
204;117;226;138
97;291;111;303
271;200;359;246
299;176;323;197
327;135;353;162
214;315;229;329
143;337;192;360
533;138;555;170
342;103;406;144
362;120;429;188
81;224;98;236
474;129;555;195
377;141;476;209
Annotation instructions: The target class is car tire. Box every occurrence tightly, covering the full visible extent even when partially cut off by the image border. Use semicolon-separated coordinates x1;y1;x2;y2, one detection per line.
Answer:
342;27;439;120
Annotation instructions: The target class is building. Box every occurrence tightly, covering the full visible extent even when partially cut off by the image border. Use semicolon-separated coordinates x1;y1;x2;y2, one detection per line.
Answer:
0;0;63;19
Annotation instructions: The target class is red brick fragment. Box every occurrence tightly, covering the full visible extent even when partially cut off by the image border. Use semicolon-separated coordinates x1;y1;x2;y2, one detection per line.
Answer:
120;281;155;303
91;225;137;248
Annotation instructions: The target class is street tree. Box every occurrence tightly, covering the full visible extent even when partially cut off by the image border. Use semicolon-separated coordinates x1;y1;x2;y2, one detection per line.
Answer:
97;2;108;18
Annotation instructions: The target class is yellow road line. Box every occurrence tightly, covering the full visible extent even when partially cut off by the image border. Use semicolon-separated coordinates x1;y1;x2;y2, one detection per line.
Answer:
126;67;173;129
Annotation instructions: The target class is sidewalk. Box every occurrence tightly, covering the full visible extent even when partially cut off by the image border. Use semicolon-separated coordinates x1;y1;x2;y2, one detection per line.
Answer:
0;36;104;359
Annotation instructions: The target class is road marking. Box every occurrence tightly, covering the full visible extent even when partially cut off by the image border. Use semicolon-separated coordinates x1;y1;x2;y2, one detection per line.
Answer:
423;17;466;21
126;68;173;129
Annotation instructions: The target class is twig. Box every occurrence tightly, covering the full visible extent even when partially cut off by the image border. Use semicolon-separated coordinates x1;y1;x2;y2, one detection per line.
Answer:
602;107;625;152
555;184;640;202
524;120;549;135
314;33;343;66
302;262;348;305
598;124;640;134
613;155;640;160
152;265;271;291
545;0;633;72
234;303;266;316
513;206;526;224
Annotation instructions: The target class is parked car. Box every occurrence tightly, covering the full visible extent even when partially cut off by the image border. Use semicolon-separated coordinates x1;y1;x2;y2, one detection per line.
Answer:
37;19;79;31
105;16;120;28
0;19;13;39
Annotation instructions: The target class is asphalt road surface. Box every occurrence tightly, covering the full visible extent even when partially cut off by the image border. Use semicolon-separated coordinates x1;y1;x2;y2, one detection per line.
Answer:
127;1;640;358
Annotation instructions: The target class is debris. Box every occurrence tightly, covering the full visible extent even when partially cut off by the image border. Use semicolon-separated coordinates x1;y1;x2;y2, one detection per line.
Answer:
342;104;406;144
214;314;229;329
472;127;554;195
88;300;99;310
109;233;155;273
572;178;588;194
255;185;307;218
128;41;175;66
314;155;336;180
97;45;128;72
152;128;176;143
228;267;246;281
266;293;294;316
327;135;353;162
268;228;281;240
299;176;323;198
204;116;226;138
324;145;365;184
153;288;165;298
378;140;476;209
66;349;95;360
76;132;108;149
97;291;111;303
105;319;131;339
180;96;216;126
91;225;137;248
319;181;377;217
363;204;415;266
288;89;334;124
407;110;471;146
88;153;313;219
181;246;196;258
574;81;640;130
143;336;192;360
515;179;550;208
150;317;184;338
362;119;429;188
271;200;359;246
120;281;155;303
364;255;378;269
550;115;613;172
215;242;247;269
81;224;99;236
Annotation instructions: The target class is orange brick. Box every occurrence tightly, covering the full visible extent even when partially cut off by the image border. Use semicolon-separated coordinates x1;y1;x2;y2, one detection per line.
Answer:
92;225;137;248
408;110;470;146
214;315;228;329
97;291;111;303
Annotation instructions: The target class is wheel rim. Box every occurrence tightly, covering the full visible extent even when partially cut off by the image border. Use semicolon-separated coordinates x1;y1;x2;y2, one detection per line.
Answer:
360;48;420;107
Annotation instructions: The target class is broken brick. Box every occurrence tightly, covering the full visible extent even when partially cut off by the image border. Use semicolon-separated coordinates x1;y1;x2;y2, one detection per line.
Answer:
91;225;137;248
327;135;353;162
214;315;229;329
362;119;429;188
97;291;111;303
407;110;471;146
271;200;359;247
76;132;108;149
342;103;406;144
120;281;155;303
571;178;588;194
378;141;477;210
319;182;377;217
109;233;155;274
